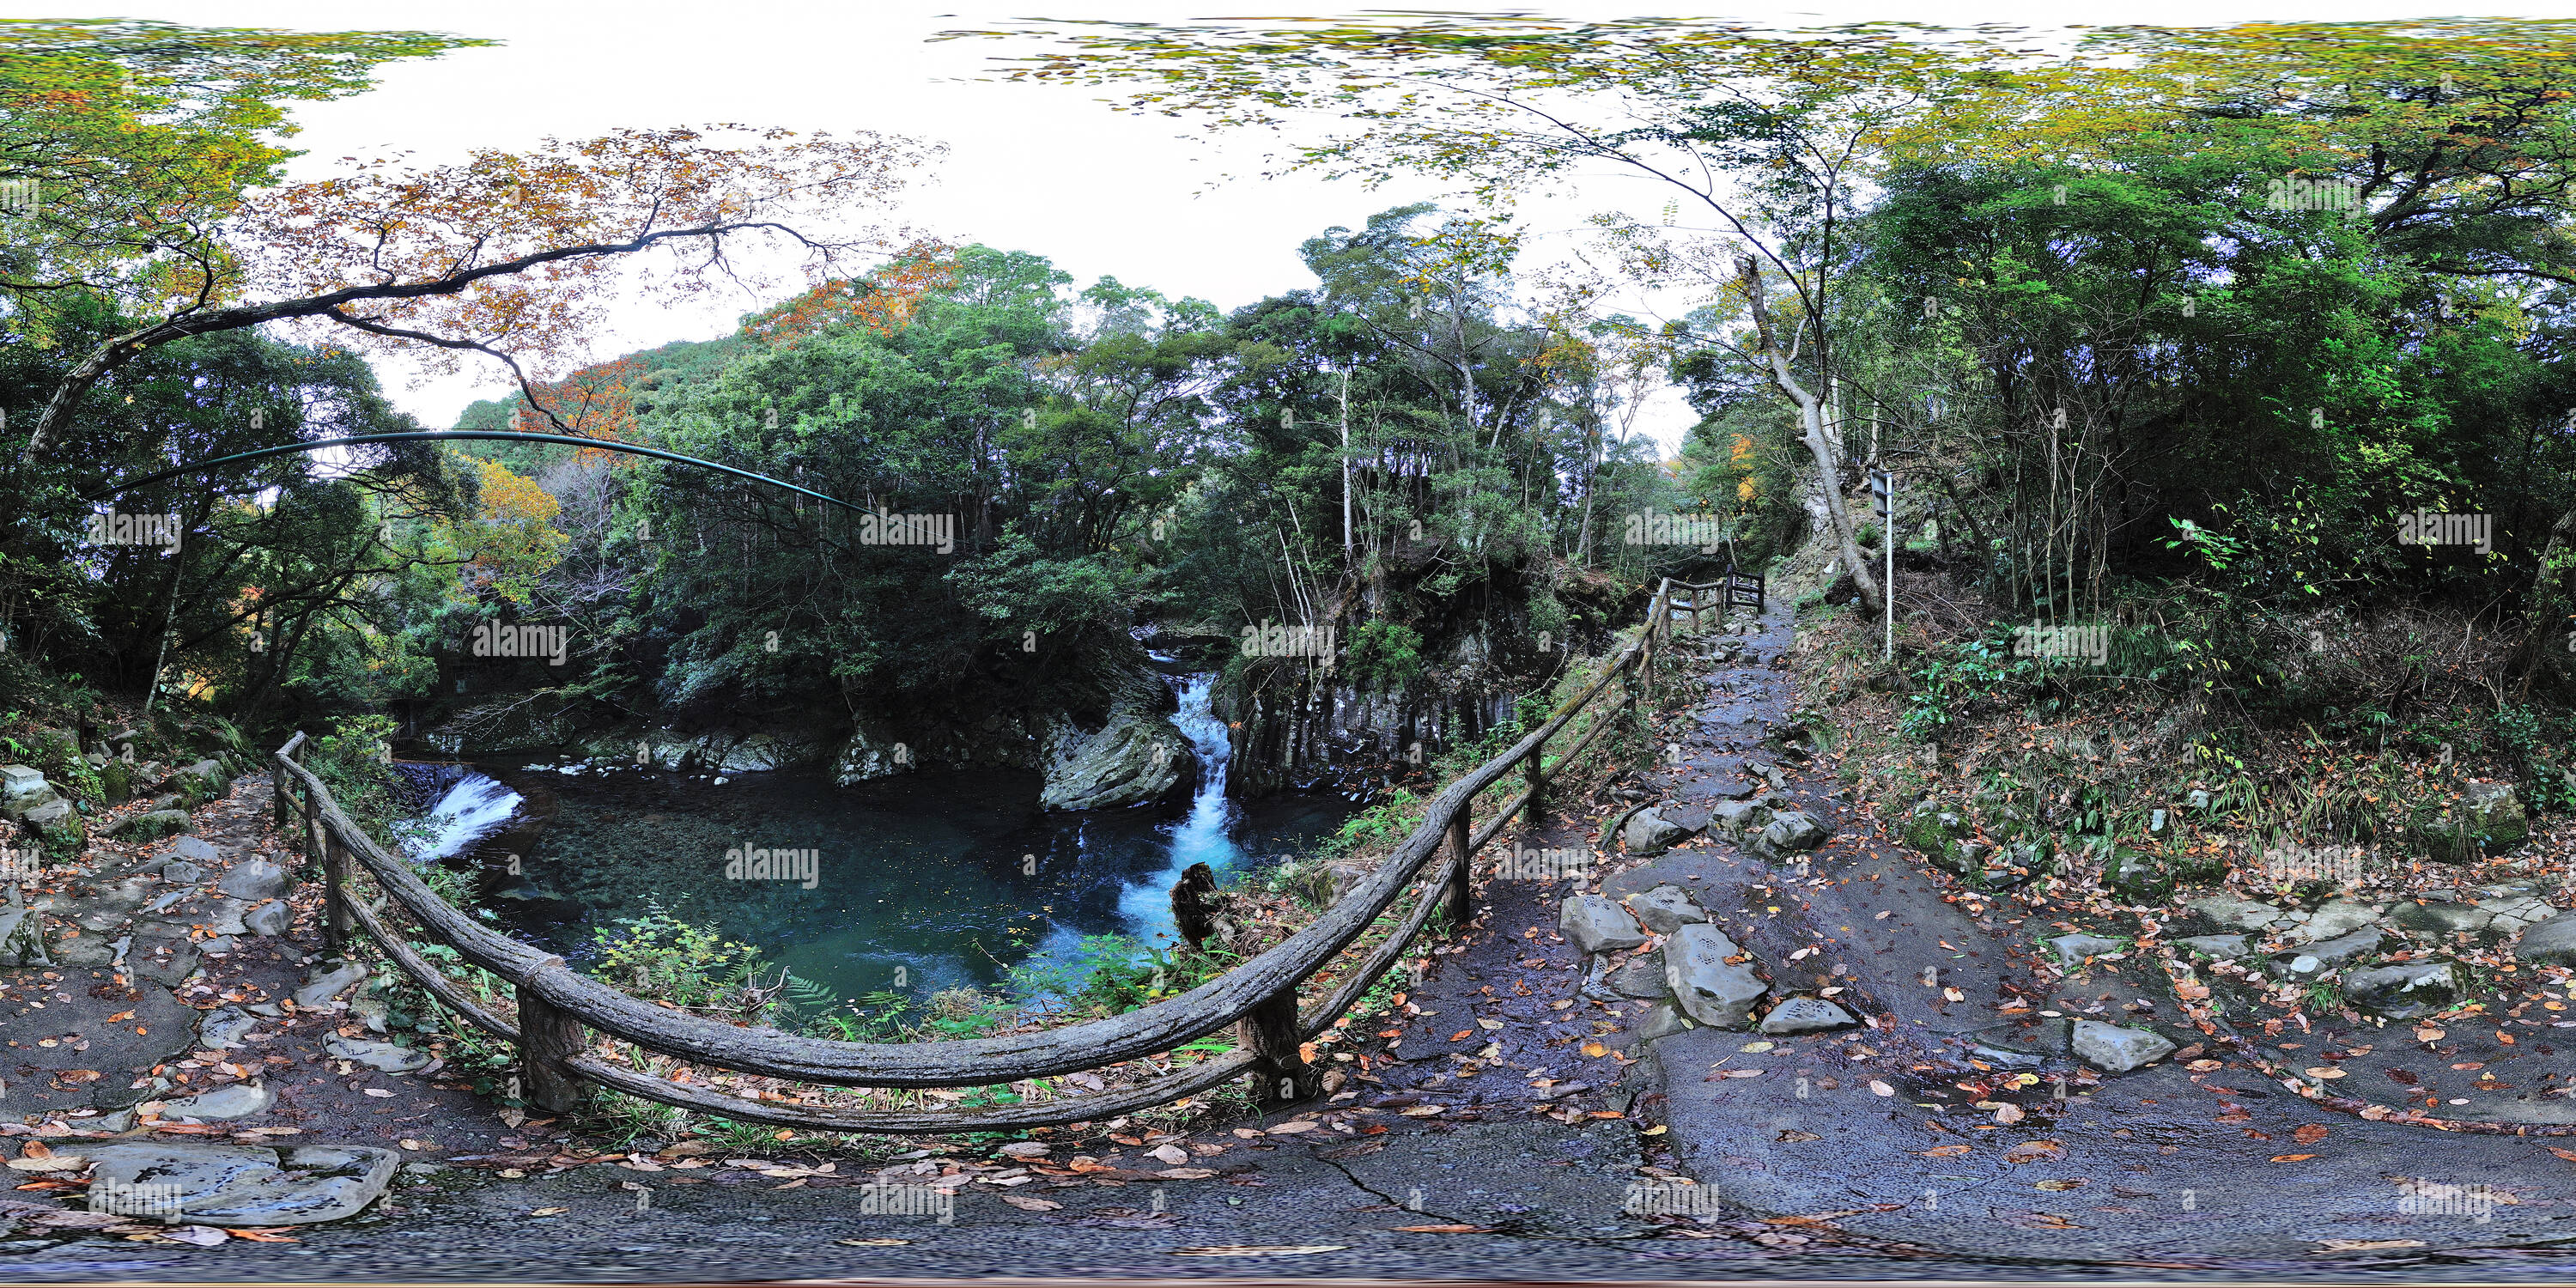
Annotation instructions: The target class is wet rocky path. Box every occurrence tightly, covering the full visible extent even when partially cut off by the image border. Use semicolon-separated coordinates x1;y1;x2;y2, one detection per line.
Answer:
9;603;2576;1280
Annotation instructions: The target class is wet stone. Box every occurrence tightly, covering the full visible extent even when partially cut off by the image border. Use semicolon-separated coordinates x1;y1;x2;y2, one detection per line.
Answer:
1664;922;1766;1030
2176;934;2249;959
83;1141;399;1227
2187;896;2281;933
1623;808;1691;855
2516;911;2576;966
2345;960;2466;1019
242;899;292;937
2050;933;2123;967
2284;899;2377;944
325;1036;432;1073
1757;996;1856;1035
295;960;370;1008
1752;810;1828;858
2278;927;2380;972
2387;900;2494;936
1624;884;1708;934
217;857;289;902
2071;1019;2177;1073
155;1080;273;1121
1607;949;1669;999
131;945;200;987
198;1005;259;1049
1559;894;1649;955
167;835;222;867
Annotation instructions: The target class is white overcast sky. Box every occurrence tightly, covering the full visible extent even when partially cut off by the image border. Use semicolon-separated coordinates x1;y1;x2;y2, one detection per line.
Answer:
90;0;2576;452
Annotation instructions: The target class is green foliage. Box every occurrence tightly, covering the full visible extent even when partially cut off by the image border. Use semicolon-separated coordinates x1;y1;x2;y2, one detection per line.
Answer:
1342;619;1425;691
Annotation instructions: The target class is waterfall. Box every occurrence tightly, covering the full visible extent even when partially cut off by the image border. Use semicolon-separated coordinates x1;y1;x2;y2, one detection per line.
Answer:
1117;673;1242;944
404;769;525;862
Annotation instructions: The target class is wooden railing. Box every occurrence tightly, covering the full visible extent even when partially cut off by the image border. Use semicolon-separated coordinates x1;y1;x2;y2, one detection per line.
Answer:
269;576;1744;1135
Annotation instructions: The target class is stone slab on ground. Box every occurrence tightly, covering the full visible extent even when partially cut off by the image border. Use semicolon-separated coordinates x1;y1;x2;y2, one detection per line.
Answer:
82;1141;399;1226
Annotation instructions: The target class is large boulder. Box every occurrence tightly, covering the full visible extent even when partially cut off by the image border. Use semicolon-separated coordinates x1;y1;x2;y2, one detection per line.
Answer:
1664;922;1767;1029
1559;893;1648;955
1037;708;1189;811
2344;960;2467;1019
83;1141;399;1226
2513;911;2576;967
2072;1020;2176;1073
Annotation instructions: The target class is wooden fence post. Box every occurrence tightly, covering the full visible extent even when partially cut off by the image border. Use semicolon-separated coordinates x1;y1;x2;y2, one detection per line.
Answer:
517;962;590;1114
322;829;353;957
1443;800;1473;930
1523;739;1544;828
1238;985;1314;1106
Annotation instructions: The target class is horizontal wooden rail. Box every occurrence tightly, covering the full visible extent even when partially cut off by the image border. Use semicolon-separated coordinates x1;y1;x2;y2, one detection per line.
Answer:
272;574;1732;1132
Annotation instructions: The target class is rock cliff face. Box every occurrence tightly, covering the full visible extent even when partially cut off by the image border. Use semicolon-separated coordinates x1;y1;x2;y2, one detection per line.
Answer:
426;653;1192;812
1214;660;1518;799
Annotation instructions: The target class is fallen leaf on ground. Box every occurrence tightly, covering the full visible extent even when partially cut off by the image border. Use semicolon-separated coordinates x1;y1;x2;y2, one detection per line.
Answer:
2036;1178;2087;1191
226;1227;298;1242
2270;1154;2318;1163
1157;1168;1217;1180
163;1225;227;1247
2313;1239;2424;1252
2003;1140;2065;1163
1869;1080;1895;1097
1915;1145;1973;1157
837;1237;910;1246
1001;1195;1061;1212
2293;1124;2330;1144
528;1207;568;1216
1777;1129;1821;1143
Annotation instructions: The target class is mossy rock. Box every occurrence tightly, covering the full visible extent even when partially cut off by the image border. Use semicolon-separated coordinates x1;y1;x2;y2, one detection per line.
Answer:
2102;847;2178;902
1901;801;1971;870
2410;781;2527;862
108;808;192;841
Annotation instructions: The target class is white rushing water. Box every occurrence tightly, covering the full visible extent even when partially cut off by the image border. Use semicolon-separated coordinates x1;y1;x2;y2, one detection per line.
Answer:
1116;672;1243;945
405;771;525;861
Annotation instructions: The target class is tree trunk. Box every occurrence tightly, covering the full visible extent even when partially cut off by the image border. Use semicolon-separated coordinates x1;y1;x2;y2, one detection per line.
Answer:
1737;257;1880;614
2515;504;2576;700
